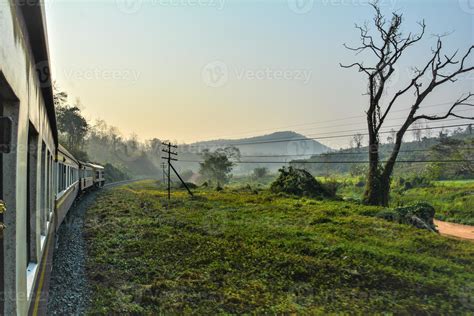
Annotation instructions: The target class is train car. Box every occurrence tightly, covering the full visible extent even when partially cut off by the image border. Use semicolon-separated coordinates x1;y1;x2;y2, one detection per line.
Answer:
79;162;94;191
0;1;58;314
90;163;105;188
55;145;80;229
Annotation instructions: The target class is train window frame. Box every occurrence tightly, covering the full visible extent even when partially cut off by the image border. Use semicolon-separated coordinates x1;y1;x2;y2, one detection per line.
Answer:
26;122;39;266
40;142;46;237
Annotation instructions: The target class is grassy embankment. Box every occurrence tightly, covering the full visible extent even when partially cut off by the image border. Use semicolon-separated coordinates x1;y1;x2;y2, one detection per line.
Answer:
336;178;474;225
233;175;474;225
85;180;474;314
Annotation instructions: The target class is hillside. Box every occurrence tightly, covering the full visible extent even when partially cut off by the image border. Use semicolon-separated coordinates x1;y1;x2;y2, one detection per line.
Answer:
190;131;331;155
291;131;473;178
177;131;331;174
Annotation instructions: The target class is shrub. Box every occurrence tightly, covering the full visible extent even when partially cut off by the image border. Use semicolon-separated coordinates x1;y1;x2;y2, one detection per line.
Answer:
396;176;432;191
270;167;333;198
377;202;437;232
322;178;341;197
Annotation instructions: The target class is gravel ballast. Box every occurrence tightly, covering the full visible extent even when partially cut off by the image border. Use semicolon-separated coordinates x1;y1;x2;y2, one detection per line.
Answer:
46;190;99;315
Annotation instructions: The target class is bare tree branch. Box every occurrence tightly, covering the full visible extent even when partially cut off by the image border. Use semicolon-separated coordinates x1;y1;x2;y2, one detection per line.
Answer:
414;93;474;121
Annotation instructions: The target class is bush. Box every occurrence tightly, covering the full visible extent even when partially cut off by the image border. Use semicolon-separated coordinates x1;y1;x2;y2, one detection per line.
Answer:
270;167;333;198
322;177;341;197
377;202;437;232
396;176;432;190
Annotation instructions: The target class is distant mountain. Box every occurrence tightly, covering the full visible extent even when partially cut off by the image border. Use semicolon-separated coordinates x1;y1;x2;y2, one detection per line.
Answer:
177;131;332;175
189;131;331;156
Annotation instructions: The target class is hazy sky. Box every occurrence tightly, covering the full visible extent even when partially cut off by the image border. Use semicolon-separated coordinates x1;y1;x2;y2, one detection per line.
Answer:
46;0;474;148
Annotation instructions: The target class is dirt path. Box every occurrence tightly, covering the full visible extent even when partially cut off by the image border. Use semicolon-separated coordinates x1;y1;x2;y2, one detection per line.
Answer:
434;220;474;242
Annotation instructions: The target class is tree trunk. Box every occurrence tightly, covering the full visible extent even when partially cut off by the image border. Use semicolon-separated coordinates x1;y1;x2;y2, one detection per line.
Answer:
364;123;408;206
363;118;391;206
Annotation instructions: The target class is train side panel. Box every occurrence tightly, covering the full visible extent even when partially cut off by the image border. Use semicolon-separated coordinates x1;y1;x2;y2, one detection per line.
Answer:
79;163;94;191
0;2;57;315
90;163;105;187
55;146;79;229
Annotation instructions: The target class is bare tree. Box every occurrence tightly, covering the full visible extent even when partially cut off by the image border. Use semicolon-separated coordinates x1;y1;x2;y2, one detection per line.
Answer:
351;133;364;149
341;2;474;206
386;128;396;144
411;120;423;142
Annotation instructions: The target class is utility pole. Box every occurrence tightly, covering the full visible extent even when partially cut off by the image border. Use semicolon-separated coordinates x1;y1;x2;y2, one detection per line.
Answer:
161;142;193;200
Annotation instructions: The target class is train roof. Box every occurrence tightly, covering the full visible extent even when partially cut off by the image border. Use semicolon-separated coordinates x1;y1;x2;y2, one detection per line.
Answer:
57;144;78;164
88;163;105;170
20;1;57;146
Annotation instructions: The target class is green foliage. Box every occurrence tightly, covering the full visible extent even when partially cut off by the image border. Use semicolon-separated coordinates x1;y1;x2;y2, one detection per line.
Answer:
56;105;89;154
293;134;473;179
85;181;474;314
271;167;334;198
199;147;239;185
427;138;474;180
104;163;130;183
377;202;437;232
396;175;432;191
390;180;474;225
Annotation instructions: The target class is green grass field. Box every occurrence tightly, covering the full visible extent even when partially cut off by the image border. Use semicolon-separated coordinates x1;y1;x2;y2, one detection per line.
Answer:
85;180;474;314
234;175;474;225
390;180;474;225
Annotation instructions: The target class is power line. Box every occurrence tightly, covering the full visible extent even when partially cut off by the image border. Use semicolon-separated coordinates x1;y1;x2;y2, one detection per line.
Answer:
194;101;468;141
178;159;474;164
299;117;468;138
186;123;472;148
292;110;472;135
226;147;474;158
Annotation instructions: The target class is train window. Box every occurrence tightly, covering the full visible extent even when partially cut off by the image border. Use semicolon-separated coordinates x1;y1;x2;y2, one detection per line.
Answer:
27;122;39;265
40;142;46;236
61;163;66;192
58;164;62;193
0;117;12;154
58;164;61;193
62;164;65;191
46;152;51;222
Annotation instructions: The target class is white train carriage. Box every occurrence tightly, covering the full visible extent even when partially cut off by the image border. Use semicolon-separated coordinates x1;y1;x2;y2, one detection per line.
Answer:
79;162;94;191
90;163;105;187
55;146;80;229
0;1;58;314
